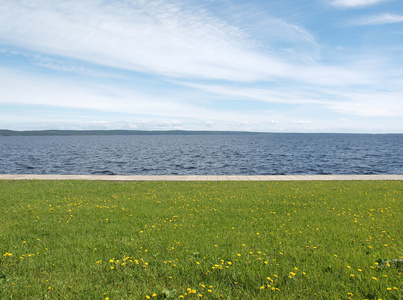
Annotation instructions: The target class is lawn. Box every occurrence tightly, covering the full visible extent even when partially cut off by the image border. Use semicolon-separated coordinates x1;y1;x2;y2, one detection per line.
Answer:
0;180;402;299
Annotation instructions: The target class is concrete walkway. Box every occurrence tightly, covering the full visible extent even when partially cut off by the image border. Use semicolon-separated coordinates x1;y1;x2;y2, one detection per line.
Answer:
0;174;402;181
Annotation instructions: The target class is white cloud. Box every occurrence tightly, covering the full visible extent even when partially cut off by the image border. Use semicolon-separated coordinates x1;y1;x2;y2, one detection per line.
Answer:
0;67;198;118
183;82;403;117
0;0;320;82
330;0;387;7
0;67;280;123
325;90;403;116
1;0;372;88
348;13;403;25
204;121;215;127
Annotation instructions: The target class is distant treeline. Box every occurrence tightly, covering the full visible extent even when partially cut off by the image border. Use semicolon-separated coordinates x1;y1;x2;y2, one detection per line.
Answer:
0;129;269;136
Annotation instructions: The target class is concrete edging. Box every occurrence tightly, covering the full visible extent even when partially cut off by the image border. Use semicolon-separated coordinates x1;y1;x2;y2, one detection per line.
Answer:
0;174;402;181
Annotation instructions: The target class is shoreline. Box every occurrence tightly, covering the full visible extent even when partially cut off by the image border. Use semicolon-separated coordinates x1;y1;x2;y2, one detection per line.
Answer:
0;174;402;181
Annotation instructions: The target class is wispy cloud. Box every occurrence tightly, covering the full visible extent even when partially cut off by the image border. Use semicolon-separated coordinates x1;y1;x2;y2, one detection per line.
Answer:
0;0;321;82
0;67;276;123
348;13;403;25
0;0;372;88
330;0;388;8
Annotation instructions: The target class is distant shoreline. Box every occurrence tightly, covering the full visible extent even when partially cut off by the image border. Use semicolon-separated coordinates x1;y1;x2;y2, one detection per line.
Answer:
0;129;266;136
1;129;401;136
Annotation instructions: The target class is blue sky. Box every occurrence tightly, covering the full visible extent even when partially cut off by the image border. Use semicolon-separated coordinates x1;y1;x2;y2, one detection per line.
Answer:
0;0;402;132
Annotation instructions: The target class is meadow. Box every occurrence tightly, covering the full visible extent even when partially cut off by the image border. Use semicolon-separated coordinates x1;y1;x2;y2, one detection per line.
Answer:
0;180;402;299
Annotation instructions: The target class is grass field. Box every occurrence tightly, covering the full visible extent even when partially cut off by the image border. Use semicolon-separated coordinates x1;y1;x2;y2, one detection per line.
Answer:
0;180;402;299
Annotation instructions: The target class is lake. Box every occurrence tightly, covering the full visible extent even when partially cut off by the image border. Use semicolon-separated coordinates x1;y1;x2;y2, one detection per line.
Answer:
0;134;402;175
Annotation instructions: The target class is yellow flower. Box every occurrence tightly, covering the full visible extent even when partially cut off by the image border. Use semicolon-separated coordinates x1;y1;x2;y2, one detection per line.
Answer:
372;277;377;280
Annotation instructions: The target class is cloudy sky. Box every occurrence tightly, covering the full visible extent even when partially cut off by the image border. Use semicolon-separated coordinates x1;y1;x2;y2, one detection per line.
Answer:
1;0;402;132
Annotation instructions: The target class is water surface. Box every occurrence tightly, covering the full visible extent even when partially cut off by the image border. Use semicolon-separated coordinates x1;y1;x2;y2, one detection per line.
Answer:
0;134;402;175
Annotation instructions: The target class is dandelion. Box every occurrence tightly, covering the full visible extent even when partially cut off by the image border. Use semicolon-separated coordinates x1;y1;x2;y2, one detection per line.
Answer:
372;277;377;280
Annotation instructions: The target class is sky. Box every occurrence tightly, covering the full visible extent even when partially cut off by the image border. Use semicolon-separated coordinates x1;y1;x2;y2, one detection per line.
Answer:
0;0;402;133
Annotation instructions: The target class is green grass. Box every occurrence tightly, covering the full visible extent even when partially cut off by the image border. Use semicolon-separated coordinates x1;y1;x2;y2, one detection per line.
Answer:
0;180;402;299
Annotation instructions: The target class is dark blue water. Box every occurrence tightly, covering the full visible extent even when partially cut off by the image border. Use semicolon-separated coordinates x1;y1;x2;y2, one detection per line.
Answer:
0;134;402;175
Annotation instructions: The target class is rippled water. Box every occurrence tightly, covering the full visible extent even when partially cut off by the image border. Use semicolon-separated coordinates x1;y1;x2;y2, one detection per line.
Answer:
0;134;402;175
